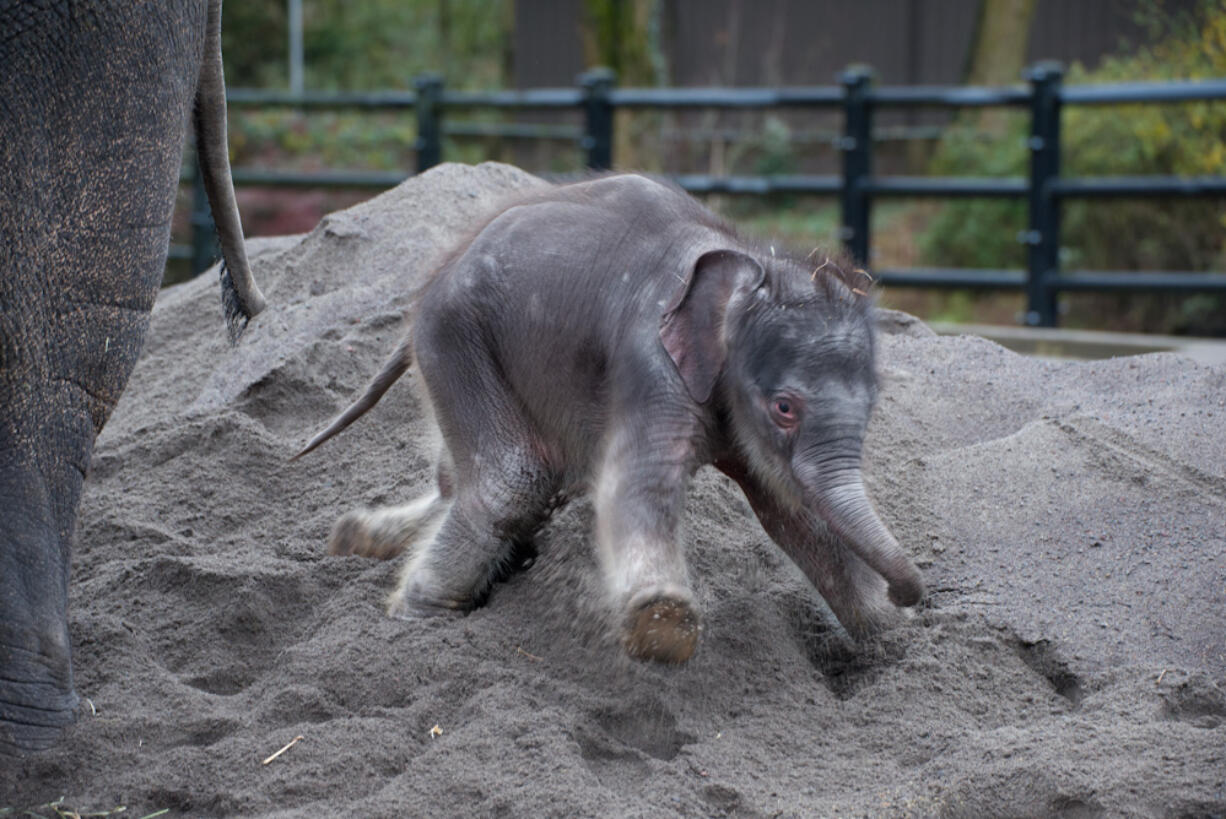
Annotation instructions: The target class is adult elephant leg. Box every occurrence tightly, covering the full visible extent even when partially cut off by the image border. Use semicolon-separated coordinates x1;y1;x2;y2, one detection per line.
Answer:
0;435;87;753
0;229;164;754
0;1;212;754
0;301;160;755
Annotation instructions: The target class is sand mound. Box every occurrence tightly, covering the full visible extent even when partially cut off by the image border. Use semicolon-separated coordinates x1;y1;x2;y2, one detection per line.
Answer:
3;163;1223;817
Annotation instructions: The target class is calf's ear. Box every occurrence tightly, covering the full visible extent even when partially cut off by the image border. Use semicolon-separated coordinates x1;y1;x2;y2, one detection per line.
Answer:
659;249;764;404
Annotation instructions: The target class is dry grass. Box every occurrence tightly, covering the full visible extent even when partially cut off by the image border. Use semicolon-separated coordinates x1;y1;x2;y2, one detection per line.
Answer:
0;798;168;819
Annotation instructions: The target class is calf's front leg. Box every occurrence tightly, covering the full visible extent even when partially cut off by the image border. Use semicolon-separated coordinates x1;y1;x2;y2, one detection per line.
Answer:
593;419;700;664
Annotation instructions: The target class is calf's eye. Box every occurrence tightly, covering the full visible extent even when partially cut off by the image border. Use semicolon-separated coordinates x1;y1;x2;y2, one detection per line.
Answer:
769;395;801;428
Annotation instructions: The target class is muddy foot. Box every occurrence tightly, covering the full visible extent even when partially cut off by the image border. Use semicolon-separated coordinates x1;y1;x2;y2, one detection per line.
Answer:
623;596;700;664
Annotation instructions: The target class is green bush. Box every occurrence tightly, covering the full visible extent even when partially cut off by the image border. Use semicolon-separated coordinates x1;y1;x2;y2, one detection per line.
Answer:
222;1;517;174
222;0;509;92
917;1;1226;332
920;113;1029;271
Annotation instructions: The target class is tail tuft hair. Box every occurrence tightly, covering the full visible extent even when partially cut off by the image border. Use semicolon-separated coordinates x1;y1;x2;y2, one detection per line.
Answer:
220;260;252;344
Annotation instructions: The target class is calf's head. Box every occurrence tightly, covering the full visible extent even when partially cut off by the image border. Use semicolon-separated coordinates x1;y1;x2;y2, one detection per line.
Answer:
660;248;922;608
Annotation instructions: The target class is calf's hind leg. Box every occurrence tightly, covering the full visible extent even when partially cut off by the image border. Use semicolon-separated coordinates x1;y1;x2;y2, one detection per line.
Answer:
328;434;456;561
386;325;559;616
328;483;450;561
387;466;554;617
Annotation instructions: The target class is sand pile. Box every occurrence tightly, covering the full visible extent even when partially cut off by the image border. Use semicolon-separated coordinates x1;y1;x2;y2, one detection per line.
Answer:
3;163;1223;817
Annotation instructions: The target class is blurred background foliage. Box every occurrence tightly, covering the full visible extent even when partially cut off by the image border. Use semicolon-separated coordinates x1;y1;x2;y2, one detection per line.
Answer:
203;0;1225;334
222;0;511;91
222;0;512;173
918;0;1225;332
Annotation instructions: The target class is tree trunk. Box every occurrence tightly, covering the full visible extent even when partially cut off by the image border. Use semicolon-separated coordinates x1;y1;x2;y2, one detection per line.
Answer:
581;0;665;169
964;0;1038;134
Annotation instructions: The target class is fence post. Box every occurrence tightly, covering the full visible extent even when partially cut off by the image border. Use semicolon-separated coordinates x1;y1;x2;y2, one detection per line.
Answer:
189;152;217;276
839;67;874;267
579;68;615;171
415;74;444;173
1023;61;1063;326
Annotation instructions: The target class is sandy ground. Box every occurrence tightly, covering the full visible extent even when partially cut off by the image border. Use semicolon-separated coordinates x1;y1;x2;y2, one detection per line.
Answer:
3;163;1223;817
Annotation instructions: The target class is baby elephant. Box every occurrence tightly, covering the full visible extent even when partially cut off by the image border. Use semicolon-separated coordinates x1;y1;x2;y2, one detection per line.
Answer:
298;174;923;663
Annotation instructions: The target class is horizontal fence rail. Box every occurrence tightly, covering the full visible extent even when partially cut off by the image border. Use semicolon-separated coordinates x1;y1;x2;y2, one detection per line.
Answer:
177;64;1226;327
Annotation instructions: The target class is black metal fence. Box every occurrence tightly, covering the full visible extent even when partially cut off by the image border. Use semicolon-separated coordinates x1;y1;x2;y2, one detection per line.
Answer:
176;64;1226;327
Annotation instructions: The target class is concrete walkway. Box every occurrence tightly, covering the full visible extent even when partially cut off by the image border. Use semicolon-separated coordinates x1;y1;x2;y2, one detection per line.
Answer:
930;322;1226;366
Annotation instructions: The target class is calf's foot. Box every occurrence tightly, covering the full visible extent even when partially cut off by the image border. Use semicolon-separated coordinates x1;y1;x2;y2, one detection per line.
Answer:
621;587;701;664
327;492;447;560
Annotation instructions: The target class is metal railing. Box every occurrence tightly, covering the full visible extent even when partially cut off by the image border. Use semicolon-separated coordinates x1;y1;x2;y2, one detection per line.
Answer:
175;64;1226;327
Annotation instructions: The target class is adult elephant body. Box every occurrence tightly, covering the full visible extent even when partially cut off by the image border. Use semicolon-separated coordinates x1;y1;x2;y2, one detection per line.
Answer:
0;0;263;754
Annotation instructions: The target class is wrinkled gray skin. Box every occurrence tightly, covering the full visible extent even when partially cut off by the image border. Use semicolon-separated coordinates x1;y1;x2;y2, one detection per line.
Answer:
0;0;264;754
301;174;921;663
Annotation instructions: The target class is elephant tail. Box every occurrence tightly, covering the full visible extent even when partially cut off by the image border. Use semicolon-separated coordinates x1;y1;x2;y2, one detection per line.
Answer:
292;334;415;460
197;0;266;343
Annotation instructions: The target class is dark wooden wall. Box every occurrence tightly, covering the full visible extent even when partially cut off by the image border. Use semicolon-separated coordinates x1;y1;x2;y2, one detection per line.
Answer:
513;0;1188;88
507;0;1195;175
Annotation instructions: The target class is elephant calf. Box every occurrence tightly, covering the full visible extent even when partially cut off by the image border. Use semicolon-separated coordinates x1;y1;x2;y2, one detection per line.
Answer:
299;174;923;662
